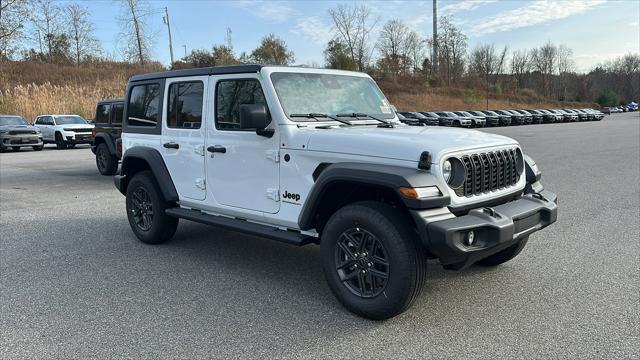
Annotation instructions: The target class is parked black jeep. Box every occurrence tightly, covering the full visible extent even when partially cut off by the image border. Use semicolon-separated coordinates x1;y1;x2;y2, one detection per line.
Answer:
91;99;124;175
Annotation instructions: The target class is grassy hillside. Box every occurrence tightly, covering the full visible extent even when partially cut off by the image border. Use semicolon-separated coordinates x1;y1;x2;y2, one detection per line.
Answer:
0;61;595;122
0;61;162;121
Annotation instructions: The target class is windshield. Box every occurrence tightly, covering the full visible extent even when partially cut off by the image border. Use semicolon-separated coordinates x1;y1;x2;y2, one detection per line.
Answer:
0;116;29;126
270;72;394;121
55;115;87;125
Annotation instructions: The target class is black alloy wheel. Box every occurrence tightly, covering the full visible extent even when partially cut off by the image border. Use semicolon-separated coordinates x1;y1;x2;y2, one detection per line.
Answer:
130;187;154;231
334;227;390;298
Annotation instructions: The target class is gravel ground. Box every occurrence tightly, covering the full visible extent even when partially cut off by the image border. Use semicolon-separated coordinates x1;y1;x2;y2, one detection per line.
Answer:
1;112;639;359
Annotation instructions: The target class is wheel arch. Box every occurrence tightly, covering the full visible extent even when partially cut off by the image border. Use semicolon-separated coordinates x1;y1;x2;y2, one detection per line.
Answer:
298;162;450;232
116;146;178;202
93;134;115;155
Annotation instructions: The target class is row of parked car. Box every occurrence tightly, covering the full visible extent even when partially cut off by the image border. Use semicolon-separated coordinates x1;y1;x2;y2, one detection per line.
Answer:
0;114;94;152
396;108;606;128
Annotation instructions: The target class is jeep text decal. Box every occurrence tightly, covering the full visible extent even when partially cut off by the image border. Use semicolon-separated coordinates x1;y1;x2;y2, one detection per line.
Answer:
282;190;301;205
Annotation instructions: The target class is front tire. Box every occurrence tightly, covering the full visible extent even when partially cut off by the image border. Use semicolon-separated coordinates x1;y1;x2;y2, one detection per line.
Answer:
321;202;426;320
475;236;529;266
55;132;67;149
125;171;178;244
95;143;118;175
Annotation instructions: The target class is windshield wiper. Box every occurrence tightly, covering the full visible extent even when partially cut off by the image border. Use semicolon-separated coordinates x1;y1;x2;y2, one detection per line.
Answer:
290;113;353;126
336;112;395;128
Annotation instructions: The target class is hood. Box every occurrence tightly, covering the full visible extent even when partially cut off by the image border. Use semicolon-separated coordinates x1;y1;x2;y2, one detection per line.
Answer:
60;124;94;129
0;124;39;132
304;125;518;163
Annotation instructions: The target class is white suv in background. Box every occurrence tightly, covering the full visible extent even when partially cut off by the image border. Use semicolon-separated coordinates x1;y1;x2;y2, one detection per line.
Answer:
33;115;94;149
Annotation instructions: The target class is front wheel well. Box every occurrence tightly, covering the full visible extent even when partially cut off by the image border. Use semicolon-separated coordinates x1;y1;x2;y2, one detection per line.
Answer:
310;181;415;234
120;157;151;193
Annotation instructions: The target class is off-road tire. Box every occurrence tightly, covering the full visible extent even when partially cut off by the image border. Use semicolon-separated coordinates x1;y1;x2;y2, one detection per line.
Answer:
125;170;178;244
321;201;426;320
33;145;44;151
475;236;529;266
96;143;118;175
55;132;67;149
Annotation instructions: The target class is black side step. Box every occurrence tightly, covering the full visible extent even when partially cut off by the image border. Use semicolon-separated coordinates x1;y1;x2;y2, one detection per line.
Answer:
165;208;314;246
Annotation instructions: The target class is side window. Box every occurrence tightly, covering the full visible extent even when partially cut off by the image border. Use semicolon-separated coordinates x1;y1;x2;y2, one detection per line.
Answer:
215;79;268;130
96;104;111;123
112;104;124;124
127;84;161;127
167;81;203;129
45;116;54;125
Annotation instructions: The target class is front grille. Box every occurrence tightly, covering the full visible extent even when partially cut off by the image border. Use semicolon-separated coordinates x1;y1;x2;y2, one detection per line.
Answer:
10;138;38;144
64;128;92;133
8;130;36;135
455;148;520;197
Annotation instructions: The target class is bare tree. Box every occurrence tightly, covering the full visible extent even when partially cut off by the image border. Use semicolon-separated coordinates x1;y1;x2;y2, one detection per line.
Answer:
120;0;152;64
29;0;62;59
469;43;508;108
511;49;531;89
0;0;27;59
328;3;377;71
531;42;557;97
376;19;425;76
404;30;425;73
438;16;467;86
65;3;100;65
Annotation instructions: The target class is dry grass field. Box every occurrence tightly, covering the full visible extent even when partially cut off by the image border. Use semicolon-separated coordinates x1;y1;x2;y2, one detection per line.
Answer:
0;61;595;121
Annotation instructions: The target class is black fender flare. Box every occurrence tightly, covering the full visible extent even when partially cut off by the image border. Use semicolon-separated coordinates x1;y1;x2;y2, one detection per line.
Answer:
297;162;450;230
93;133;116;155
115;146;178;202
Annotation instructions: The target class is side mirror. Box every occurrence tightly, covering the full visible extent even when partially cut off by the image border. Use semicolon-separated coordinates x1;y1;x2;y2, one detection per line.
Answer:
239;104;269;130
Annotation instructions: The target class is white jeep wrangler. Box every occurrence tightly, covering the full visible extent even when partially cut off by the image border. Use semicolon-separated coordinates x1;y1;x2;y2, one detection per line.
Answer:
114;65;557;320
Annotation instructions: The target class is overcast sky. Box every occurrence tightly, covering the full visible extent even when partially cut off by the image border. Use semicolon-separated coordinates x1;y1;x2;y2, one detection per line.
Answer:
55;0;639;72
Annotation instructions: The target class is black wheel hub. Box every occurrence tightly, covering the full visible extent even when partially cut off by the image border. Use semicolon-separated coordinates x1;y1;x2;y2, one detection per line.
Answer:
130;187;153;231
97;149;107;170
334;227;389;298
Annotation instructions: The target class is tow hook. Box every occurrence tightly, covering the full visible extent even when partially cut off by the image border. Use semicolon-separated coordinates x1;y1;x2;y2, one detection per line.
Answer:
532;193;548;202
482;207;501;219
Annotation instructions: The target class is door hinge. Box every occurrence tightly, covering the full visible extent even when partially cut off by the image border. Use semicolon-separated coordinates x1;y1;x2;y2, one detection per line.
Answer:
266;188;279;201
195;178;206;190
266;149;280;163
194;144;205;156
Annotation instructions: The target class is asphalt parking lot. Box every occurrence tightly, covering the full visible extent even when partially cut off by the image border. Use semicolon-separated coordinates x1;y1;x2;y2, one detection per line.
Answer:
1;113;639;358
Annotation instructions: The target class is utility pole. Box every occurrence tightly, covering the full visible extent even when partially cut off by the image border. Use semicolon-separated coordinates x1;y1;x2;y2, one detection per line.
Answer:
36;29;43;54
226;27;232;50
432;0;438;75
163;7;174;65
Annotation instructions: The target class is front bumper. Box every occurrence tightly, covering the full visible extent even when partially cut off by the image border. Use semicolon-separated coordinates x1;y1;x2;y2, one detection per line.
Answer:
412;190;558;270
64;132;94;144
1;134;43;147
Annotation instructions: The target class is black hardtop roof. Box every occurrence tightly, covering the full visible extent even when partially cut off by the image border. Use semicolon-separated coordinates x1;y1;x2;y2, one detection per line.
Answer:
129;64;264;82
98;98;125;104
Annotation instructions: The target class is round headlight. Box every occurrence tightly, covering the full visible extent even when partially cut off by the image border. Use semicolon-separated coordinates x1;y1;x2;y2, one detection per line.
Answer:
442;160;452;183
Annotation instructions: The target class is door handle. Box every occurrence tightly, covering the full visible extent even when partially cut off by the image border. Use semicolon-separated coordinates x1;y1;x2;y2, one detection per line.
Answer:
207;145;226;154
163;142;179;149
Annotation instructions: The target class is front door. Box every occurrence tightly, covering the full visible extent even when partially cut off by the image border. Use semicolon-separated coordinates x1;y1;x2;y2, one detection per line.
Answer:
207;75;280;214
160;77;208;201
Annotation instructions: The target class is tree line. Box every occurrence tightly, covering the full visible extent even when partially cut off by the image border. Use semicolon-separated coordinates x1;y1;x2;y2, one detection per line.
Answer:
1;1;638;106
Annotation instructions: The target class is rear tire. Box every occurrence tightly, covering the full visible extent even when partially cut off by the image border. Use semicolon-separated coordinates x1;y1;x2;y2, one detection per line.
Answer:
125;171;178;244
96;143;118;175
33;145;44;151
475;237;529;266
55;132;67;149
321;202;426;320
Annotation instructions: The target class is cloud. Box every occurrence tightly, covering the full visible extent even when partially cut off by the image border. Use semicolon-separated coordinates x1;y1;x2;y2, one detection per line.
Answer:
232;1;297;23
441;0;498;14
470;0;607;35
291;16;333;45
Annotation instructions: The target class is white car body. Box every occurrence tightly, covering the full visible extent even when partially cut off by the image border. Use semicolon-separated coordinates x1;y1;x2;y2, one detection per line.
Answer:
33;115;94;144
121;67;524;231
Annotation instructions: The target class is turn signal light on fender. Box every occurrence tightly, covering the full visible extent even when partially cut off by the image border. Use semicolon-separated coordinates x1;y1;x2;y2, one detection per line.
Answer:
399;186;441;199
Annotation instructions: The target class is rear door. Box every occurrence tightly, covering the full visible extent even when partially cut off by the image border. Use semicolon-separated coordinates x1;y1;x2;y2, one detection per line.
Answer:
160;77;208;201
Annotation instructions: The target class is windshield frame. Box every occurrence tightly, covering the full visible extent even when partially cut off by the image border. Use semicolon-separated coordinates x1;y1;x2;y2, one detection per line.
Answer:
269;71;396;123
0;116;29;126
